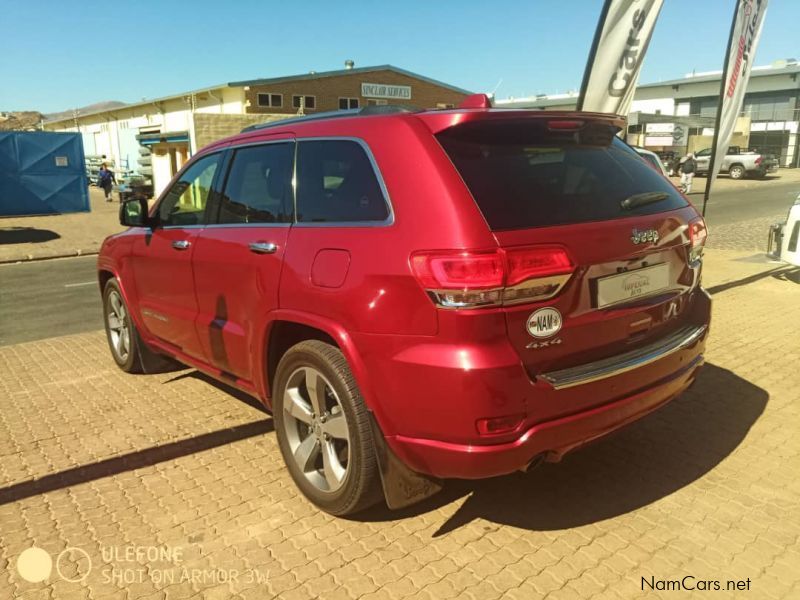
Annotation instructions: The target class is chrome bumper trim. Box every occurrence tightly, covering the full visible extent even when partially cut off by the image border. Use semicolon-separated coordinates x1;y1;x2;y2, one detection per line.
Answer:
540;324;707;390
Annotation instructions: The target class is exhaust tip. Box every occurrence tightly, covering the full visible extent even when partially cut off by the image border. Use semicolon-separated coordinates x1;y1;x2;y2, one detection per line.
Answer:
520;453;546;473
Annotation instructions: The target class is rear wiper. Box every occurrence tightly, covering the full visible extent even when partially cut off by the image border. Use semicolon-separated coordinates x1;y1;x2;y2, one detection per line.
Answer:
620;191;669;210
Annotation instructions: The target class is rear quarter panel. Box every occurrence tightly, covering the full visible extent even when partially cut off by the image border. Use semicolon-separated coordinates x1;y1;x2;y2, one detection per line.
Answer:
278;115;497;336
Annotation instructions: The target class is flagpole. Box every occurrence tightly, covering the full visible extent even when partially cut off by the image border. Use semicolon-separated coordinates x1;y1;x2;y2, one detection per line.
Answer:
577;0;613;112
702;0;742;217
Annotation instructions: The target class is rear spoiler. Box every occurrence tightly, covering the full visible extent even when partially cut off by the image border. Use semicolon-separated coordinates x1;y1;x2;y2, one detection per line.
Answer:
416;107;626;136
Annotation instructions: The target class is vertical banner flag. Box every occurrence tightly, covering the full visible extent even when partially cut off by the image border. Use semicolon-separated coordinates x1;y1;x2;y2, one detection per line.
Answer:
704;0;768;213
577;0;664;116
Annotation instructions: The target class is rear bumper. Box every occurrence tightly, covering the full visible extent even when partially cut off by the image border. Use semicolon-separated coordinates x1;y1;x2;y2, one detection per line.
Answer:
357;287;711;480
540;324;706;390
388;351;705;479
767;222;785;259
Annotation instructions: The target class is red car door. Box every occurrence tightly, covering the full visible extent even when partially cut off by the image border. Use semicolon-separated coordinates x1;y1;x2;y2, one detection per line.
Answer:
191;138;295;383
130;151;223;360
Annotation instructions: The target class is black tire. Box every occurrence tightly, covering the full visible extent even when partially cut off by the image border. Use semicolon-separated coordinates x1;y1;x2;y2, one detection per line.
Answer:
102;279;177;373
729;164;745;180
103;279;143;372
273;340;383;515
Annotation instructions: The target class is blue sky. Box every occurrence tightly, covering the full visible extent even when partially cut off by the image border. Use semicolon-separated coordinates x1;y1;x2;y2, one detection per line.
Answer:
1;0;798;113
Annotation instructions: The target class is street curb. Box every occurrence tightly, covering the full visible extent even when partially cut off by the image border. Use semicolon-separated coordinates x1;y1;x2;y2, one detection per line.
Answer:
0;250;99;265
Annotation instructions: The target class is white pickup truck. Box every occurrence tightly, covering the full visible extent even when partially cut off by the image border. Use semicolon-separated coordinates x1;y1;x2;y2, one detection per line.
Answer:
694;146;780;179
767;193;800;267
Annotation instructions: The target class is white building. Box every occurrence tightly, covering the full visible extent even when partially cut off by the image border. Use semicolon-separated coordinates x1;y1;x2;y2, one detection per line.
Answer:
496;60;800;167
42;64;469;196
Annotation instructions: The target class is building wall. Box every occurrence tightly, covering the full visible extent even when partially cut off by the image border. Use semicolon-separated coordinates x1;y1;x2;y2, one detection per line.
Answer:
244;69;467;115
194;87;246;115
630;97;675;115
192;113;287;149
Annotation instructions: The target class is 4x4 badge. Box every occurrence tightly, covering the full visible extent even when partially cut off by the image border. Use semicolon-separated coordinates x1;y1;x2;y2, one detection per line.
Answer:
631;228;659;244
526;338;563;350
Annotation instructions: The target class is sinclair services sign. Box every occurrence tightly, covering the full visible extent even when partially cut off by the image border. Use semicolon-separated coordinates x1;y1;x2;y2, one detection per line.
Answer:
361;82;412;100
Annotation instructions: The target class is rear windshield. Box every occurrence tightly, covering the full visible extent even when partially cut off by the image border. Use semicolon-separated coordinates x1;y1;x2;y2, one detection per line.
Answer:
436;119;688;230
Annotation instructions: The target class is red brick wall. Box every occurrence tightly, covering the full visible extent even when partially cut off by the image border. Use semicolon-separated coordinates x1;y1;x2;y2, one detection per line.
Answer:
244;69;468;115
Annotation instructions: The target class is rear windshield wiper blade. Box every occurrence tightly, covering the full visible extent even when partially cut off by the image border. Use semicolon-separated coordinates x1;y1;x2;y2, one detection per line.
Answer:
620;191;670;210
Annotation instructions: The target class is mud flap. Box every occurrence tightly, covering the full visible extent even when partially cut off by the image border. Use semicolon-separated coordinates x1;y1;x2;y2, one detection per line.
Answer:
368;413;443;510
136;330;182;374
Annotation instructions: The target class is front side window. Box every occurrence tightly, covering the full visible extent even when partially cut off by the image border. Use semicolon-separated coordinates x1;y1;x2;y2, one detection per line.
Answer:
296;140;389;223
157;153;220;226
217;143;294;224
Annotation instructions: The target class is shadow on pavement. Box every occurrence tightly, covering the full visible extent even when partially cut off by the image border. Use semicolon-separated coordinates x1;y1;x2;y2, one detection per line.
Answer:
706;266;798;295
0;227;60;245
0;419;273;505
164;370;270;415
357;364;767;535
774;269;800;284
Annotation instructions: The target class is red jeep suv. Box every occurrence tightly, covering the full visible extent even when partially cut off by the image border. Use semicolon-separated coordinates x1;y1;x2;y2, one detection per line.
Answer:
99;97;710;515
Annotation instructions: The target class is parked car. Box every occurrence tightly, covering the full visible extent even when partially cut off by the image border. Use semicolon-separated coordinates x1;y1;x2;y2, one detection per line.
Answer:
694;146;779;179
116;174;154;203
767;192;800;267
98;96;711;515
633;146;669;177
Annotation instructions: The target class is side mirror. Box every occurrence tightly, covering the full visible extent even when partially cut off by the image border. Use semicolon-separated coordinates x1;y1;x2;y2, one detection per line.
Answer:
119;197;151;227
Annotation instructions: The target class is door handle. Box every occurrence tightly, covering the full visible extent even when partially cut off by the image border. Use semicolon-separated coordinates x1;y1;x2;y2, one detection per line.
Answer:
249;242;278;254
171;240;191;250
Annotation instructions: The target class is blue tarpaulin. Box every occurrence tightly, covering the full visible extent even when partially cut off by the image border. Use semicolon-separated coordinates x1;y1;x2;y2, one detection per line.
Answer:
0;131;89;216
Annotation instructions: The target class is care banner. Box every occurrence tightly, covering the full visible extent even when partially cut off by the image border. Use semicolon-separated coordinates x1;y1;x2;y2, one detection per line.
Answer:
577;0;664;116
709;0;768;186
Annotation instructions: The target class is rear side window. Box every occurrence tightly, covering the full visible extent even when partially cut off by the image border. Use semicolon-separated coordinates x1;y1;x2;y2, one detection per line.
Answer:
436;120;688;230
218;142;294;224
296;140;389;223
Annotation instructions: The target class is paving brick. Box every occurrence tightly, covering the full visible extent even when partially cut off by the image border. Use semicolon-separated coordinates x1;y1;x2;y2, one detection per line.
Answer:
0;249;798;599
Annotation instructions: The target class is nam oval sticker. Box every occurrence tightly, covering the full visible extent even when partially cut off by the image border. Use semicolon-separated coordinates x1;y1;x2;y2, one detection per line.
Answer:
526;307;562;339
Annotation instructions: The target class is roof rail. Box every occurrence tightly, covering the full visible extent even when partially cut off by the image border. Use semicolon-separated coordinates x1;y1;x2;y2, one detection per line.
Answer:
240;105;420;133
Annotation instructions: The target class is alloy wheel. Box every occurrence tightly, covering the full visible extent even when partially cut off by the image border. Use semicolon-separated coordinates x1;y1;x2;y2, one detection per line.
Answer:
106;290;131;362
282;366;350;493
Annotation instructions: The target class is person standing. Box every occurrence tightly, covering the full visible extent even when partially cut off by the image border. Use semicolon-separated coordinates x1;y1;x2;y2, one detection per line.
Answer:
98;163;116;202
680;153;697;193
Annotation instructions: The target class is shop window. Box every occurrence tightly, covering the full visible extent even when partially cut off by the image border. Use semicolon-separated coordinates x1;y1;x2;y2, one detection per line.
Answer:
339;97;359;110
292;95;316;110
257;93;283;108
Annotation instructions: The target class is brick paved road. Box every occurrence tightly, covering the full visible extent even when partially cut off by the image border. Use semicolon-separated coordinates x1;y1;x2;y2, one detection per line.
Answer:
1;250;798;599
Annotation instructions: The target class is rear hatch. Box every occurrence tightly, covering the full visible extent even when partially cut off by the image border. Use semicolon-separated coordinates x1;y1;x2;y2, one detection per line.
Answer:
434;115;706;390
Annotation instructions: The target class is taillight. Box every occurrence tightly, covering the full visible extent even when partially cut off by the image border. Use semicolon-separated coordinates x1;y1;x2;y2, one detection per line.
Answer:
688;217;707;263
755;156;763;166
505;247;574;285
411;246;575;309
